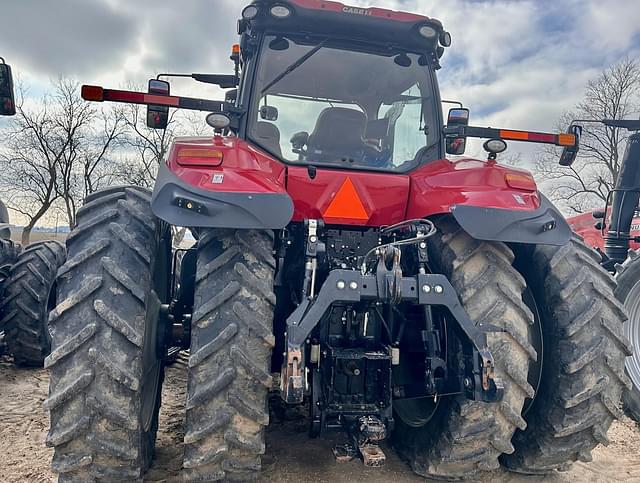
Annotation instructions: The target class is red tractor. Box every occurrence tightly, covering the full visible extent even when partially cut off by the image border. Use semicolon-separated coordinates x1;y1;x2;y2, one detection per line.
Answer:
46;1;628;481
567;119;640;421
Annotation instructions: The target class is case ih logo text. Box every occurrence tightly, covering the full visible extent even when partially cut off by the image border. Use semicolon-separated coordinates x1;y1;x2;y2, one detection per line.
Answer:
343;6;372;16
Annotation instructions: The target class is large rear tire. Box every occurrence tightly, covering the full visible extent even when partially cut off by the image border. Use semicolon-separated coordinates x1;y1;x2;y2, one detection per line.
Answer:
503;238;630;473
183;229;275;482
615;249;640;421
394;218;535;479
1;240;66;366
45;186;169;481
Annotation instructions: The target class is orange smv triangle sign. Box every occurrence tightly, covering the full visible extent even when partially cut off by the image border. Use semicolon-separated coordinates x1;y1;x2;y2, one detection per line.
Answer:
323;177;369;222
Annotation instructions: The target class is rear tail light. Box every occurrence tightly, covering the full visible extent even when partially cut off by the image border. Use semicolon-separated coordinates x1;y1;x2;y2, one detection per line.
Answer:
176;149;224;167
505;173;537;192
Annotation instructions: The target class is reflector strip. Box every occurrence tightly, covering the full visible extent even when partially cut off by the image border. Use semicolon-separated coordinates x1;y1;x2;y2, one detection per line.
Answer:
80;85;223;113
323;178;369;222
499;130;529;141
81;85;104;101
558;133;577;146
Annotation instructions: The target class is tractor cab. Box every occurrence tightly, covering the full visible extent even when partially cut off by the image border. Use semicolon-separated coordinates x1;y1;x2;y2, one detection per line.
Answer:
236;1;450;172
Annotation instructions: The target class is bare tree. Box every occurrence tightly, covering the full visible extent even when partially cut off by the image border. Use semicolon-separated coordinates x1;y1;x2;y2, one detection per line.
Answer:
535;58;640;214
0;86;62;245
53;80;126;228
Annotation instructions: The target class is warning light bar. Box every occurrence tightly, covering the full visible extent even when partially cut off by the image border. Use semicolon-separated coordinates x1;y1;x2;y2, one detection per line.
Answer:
445;125;578;148
81;85;225;113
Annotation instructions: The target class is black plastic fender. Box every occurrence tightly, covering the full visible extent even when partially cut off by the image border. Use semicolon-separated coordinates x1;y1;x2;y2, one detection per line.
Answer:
151;162;294;229
451;194;571;246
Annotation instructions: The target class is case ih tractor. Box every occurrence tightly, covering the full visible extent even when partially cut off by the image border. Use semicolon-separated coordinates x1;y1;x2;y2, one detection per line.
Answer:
46;1;629;481
0;57;67;366
568;119;640;421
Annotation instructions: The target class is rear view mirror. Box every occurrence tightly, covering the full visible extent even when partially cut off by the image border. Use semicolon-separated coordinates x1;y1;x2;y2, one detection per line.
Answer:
260;105;278;122
146;79;170;129
559;124;582;167
445;108;469;155
0;59;16;116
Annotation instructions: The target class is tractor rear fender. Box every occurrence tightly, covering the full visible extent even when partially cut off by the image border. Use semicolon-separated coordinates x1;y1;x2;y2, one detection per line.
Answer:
407;158;571;246
151;136;294;229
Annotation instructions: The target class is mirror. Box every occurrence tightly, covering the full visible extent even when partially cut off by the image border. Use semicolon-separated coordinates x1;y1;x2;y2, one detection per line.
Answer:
0;61;16;116
146;79;170;130
445;108;469;155
260;105;278;122
559;124;582;167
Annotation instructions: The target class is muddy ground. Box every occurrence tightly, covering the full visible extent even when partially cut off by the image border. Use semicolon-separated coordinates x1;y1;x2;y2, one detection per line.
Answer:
2;358;640;483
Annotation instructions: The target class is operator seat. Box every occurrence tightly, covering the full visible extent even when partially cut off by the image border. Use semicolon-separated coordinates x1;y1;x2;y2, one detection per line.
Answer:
307;107;367;161
255;121;283;158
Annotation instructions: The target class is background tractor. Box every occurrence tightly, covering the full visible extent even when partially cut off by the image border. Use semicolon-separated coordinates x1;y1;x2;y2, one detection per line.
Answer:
45;1;629;481
0;58;67;366
568;119;640;421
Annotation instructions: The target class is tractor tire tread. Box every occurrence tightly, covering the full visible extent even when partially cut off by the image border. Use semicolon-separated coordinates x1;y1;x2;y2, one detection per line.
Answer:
184;228;274;482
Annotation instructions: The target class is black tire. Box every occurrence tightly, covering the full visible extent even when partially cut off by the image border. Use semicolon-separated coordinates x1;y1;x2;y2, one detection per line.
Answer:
0;238;21;289
503;237;631;473
395;218;535;479
615;250;640;421
1;240;66;366
183;229;275;482
45;186;170;481
0;238;21;355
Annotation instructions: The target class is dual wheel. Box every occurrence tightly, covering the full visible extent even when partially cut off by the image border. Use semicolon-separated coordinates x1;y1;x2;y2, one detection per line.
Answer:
45;187;629;481
0;238;66;366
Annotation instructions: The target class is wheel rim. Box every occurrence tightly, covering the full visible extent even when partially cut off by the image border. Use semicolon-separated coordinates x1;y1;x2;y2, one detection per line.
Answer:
141;224;171;433
624;278;640;390
522;286;543;415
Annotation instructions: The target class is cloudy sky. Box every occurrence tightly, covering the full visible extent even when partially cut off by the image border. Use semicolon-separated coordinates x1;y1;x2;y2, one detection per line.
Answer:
2;0;640;156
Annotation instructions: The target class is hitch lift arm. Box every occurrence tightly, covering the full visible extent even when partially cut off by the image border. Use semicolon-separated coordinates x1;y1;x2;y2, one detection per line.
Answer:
282;269;504;405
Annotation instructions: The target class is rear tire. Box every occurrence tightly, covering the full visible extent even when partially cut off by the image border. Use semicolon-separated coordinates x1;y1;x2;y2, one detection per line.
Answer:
503;238;631;473
615;250;640;421
395;218;535;479
45;186;169;481
183;229;275;482
0;238;21;355
1;240;66;366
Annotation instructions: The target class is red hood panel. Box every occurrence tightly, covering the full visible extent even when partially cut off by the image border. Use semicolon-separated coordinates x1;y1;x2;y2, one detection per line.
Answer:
407;158;541;219
166;136;287;194
287;166;410;226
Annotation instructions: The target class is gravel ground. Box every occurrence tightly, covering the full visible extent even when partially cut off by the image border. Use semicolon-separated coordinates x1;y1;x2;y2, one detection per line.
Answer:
2;358;640;482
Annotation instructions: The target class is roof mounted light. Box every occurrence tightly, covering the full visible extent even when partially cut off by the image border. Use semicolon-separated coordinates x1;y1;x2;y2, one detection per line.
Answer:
484;138;508;155
270;5;292;18
206;113;231;131
242;5;259;20
440;31;452;47
418;25;438;40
